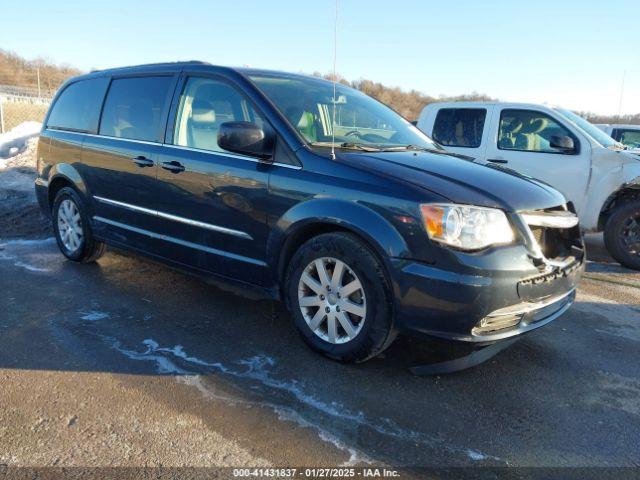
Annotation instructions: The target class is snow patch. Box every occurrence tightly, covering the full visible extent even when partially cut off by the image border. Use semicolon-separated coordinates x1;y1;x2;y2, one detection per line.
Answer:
102;336;189;375
467;450;490;461
102;337;503;464
12;260;49;272
0;250;51;273
0;121;41;161
79;310;111;321
0;238;55;247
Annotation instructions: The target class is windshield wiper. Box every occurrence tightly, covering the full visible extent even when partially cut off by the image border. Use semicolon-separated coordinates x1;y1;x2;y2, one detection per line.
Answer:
380;144;446;154
309;141;383;152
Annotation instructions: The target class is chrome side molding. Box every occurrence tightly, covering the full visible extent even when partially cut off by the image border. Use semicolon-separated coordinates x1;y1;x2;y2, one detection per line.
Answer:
93;196;253;240
93;216;266;266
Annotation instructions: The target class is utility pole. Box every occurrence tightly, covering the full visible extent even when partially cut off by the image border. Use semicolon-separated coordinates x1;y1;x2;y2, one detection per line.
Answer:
37;66;41;99
617;70;626;122
0;97;4;134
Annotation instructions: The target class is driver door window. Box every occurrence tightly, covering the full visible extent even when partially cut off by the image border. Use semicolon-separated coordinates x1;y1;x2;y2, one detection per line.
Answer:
173;77;265;154
498;109;575;154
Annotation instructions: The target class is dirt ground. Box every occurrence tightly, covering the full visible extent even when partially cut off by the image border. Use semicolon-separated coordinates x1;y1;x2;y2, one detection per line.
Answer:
0;138;50;239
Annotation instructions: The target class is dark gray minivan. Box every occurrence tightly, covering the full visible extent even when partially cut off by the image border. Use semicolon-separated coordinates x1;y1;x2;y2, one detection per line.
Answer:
35;62;584;366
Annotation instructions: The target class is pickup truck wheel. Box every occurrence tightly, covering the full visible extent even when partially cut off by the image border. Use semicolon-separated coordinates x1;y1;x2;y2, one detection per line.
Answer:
604;200;640;270
286;232;397;363
52;187;106;263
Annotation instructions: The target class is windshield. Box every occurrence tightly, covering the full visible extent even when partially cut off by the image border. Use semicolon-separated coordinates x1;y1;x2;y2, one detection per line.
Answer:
249;74;439;151
555;108;622;149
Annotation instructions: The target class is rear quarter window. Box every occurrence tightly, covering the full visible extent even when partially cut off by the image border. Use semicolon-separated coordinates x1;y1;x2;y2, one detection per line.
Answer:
432;108;486;148
99;76;174;142
47;78;109;133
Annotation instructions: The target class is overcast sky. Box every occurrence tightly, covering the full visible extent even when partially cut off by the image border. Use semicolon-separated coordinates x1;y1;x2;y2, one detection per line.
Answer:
2;0;638;115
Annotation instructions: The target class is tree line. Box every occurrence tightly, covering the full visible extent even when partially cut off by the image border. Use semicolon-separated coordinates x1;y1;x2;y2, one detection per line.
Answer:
0;49;637;124
0;49;80;96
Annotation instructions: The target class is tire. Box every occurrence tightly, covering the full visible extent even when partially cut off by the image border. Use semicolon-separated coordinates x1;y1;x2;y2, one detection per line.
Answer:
604;199;640;270
52;187;106;263
285;232;397;363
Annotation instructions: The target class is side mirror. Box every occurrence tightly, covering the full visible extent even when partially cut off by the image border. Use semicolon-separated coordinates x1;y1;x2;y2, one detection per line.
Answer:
218;121;275;161
550;135;575;153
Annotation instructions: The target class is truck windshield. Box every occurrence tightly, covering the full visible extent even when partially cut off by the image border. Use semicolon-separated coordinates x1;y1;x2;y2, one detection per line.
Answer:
249;74;439;151
555;108;623;150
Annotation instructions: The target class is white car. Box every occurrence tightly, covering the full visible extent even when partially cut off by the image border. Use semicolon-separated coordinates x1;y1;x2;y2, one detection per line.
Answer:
418;102;640;269
595;124;640;152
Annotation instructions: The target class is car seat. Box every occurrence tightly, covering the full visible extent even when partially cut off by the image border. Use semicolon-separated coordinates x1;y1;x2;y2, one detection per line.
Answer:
498;118;523;149
515;118;549;151
454;121;470;147
188;99;218;151
285;106;317;141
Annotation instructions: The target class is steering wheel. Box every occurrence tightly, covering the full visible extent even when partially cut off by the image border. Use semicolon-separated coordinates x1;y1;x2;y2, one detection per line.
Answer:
344;130;362;138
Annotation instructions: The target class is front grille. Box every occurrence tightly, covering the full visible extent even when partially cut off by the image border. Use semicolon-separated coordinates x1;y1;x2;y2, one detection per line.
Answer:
530;225;543;245
522;207;583;263
531;225;576;260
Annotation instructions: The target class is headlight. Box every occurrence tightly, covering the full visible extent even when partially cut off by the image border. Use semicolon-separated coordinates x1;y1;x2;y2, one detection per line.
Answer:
420;203;514;250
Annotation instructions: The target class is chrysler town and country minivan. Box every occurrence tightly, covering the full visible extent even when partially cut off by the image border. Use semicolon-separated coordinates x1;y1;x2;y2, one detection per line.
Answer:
35;62;584;363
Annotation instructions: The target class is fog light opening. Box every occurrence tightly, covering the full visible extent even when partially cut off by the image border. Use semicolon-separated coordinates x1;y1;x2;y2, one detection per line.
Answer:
473;313;524;335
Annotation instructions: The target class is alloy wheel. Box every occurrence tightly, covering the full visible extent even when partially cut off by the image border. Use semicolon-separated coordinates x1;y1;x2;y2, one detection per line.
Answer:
621;215;640;257
57;198;84;253
297;257;366;344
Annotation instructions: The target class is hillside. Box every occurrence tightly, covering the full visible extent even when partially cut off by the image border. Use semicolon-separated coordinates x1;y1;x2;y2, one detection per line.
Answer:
0;49;81;96
0;49;637;124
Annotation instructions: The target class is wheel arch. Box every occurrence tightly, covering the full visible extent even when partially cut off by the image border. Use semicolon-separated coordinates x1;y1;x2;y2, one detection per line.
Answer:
267;199;409;294
47;164;89;210
597;177;640;231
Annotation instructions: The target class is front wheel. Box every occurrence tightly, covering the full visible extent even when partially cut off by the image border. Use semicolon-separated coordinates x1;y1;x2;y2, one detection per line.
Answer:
52;187;106;263
604;199;640;270
286;232;397;363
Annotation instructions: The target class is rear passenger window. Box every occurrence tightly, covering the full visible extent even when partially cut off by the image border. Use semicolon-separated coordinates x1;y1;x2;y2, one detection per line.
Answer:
173;77;267;153
432;108;486;148
99;76;173;142
47;78;109;133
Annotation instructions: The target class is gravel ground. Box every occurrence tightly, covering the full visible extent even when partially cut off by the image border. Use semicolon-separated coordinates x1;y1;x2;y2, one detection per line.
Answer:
1;145;639;477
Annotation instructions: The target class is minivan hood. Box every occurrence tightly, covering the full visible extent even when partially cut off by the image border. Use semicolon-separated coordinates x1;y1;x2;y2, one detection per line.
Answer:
338;150;566;212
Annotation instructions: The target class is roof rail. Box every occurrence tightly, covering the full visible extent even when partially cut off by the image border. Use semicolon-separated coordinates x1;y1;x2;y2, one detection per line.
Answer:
90;60;211;73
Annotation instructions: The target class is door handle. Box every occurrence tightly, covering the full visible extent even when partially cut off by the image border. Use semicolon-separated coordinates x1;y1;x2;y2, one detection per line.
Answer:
132;156;154;168
488;158;508;164
162;160;186;173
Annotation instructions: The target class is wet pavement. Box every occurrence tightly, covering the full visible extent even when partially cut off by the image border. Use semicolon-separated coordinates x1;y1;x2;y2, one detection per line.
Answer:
1;234;639;470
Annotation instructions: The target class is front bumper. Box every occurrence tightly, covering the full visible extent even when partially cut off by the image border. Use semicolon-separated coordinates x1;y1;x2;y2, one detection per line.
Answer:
390;247;584;344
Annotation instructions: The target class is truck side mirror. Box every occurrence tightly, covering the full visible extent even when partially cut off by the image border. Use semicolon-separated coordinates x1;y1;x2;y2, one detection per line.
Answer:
218;121;275;161
550;135;575;153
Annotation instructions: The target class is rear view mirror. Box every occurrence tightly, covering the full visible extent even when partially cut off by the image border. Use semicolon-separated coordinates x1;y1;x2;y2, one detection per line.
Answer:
550;135;575;153
218;122;275;161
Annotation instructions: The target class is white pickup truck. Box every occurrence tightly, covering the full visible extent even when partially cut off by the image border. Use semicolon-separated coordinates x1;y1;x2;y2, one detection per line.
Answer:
418;102;640;269
595;124;640;152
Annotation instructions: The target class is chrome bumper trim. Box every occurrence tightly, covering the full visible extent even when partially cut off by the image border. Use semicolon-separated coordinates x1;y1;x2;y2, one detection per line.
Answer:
521;211;579;229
